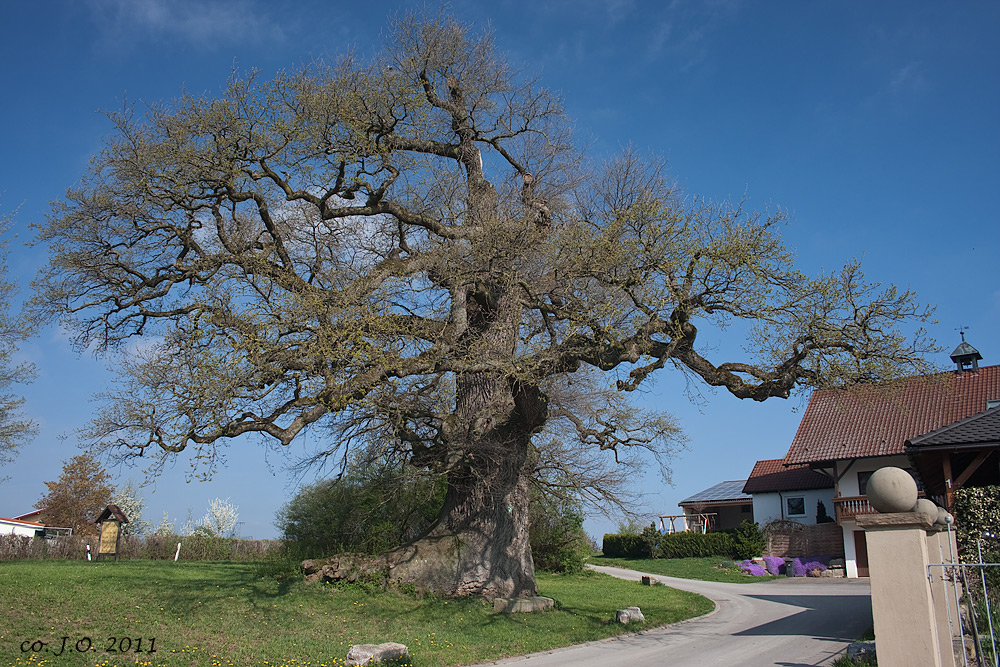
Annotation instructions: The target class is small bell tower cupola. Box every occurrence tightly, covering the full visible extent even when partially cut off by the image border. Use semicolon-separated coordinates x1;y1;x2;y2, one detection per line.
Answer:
951;328;982;375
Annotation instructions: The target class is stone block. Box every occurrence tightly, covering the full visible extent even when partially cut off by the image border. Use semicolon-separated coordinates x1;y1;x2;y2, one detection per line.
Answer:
493;596;555;613
615;606;645;624
346;642;409;666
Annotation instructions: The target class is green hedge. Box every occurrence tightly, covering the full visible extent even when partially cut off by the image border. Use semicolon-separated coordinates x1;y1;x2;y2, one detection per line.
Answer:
659;531;734;558
602;533;646;558
603;530;736;559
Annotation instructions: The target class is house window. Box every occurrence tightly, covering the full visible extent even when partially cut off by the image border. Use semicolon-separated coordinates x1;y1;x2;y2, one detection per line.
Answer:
858;471;873;496
786;496;806;516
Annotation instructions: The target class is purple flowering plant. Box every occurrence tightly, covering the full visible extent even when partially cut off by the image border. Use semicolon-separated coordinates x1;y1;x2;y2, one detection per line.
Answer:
763;556;785;575
738;560;768;577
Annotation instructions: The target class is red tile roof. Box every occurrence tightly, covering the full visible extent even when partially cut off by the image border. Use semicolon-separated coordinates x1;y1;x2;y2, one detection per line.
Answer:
784;365;1000;465
742;458;834;494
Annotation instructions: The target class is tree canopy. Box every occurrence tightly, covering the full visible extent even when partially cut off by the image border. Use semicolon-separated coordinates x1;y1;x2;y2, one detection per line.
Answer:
34;453;114;536
0;210;37;470
32;12;933;596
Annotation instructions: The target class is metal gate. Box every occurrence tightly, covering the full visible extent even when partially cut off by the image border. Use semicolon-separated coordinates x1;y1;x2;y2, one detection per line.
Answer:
929;529;1000;667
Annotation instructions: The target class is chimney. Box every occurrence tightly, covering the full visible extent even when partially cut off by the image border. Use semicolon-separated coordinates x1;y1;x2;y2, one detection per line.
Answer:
950;330;982;375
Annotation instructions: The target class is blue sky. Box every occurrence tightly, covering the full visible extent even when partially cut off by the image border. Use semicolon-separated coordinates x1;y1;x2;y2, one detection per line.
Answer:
1;0;998;540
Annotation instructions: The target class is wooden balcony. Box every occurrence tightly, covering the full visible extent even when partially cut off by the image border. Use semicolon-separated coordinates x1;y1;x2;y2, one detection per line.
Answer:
834;493;929;523
833;495;876;523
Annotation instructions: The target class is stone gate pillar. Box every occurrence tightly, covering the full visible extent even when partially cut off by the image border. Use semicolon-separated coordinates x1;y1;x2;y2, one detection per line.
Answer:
857;512;959;667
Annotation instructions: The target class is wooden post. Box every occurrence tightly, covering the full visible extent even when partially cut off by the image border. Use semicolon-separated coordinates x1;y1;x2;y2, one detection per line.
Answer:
942;455;954;510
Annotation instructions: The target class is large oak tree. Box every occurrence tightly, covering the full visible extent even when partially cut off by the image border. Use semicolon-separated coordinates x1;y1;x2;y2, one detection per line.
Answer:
33;13;932;597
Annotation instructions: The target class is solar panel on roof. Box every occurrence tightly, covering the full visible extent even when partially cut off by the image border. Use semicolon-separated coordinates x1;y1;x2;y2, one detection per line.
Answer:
680;480;751;504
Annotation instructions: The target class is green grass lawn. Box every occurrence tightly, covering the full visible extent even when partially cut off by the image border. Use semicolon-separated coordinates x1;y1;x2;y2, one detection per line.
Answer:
0;560;713;667
589;556;782;583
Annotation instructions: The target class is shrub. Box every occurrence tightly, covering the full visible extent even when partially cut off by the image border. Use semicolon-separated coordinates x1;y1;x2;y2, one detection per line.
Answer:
529;491;591;573
0;534;281;562
731;520;765;560
602;533;646;558
640;523;662;559
659;531;735;559
276;457;445;559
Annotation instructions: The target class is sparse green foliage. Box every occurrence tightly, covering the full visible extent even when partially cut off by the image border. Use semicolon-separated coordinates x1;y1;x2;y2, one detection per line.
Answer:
34;453;114;536
0;208;36;471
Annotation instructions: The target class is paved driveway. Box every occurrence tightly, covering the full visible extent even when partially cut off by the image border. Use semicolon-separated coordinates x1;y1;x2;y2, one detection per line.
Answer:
484;565;872;667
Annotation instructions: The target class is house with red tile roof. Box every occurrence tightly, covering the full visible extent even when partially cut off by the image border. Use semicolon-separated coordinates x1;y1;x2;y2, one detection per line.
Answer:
778;339;1000;577
0;516;46;538
742;458;834;527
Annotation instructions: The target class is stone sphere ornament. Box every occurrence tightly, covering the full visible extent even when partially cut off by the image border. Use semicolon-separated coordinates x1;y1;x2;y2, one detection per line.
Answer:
935;507;954;526
910;498;939;524
866;467;919;513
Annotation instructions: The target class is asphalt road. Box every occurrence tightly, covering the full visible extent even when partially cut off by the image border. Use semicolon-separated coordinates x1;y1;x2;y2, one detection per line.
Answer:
484;565;873;667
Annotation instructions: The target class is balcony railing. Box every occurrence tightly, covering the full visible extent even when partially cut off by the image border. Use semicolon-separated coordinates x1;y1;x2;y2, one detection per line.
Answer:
833;495;876;523
833;493;928;523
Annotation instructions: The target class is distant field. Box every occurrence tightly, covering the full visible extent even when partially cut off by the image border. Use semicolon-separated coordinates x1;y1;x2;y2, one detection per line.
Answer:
0;560;713;667
590;556;783;583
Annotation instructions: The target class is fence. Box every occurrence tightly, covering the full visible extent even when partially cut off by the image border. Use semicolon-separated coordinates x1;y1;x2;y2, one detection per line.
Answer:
763;521;844;560
0;533;283;562
929;533;1000;667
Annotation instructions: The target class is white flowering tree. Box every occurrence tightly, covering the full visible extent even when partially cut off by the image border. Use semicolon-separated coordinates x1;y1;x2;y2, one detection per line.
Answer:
111;480;152;536
200;497;240;538
153;511;176;536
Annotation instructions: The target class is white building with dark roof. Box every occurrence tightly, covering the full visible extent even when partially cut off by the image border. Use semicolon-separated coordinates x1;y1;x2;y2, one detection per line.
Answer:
677;480;752;532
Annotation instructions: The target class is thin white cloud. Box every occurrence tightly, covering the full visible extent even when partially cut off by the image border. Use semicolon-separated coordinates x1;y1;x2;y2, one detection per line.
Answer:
645;21;673;61
888;62;927;96
88;0;285;48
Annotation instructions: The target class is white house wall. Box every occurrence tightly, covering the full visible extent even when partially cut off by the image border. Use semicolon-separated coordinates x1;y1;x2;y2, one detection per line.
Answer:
0;520;42;537
835;454;914;579
835;455;913;497
752;488;836;527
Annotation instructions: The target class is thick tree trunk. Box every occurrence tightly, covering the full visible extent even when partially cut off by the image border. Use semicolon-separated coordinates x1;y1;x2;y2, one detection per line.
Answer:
386;432;536;598
386;365;541;597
